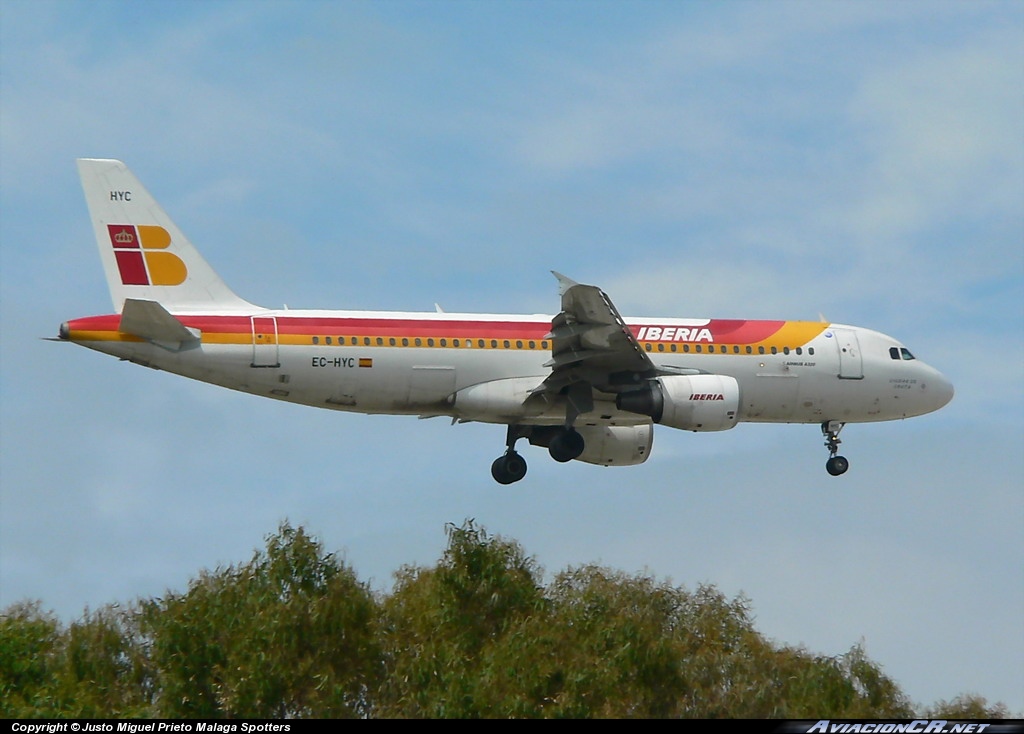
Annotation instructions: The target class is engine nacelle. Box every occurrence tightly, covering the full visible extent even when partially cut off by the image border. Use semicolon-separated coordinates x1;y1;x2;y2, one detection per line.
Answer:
576;424;654;466
617;374;740;431
528;424;654;466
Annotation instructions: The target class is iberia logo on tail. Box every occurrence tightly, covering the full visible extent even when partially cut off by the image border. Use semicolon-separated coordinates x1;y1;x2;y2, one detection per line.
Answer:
107;224;187;286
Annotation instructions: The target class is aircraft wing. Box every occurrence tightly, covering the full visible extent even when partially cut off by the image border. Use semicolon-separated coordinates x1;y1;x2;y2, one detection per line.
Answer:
540;272;657;398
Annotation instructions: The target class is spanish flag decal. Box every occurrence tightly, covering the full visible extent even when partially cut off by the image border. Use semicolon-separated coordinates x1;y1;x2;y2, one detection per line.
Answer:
358;358;373;368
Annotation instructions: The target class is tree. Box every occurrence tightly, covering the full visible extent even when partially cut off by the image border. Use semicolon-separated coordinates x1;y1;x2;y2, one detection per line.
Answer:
139;522;380;718
925;694;1012;719
375;524;915;718
0;601;63;717
376;520;546;717
0;601;149;717
1;519;1014;718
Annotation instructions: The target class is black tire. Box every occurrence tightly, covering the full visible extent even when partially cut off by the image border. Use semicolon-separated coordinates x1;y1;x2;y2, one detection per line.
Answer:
492;452;527;484
826;455;850;476
549;428;585;463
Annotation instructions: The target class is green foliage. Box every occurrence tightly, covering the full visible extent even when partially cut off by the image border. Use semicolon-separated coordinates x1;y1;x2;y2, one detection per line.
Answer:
376;521;546;717
0;601;62;716
0;520;1013;718
140;522;380;718
0;601;149;717
924;694;1012;719
59;605;151;717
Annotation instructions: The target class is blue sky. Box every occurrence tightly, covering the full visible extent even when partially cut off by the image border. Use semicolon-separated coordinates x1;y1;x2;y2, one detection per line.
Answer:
1;0;1022;713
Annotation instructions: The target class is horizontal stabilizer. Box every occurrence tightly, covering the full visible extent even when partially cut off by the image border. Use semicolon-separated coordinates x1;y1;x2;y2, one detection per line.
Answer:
119;299;200;351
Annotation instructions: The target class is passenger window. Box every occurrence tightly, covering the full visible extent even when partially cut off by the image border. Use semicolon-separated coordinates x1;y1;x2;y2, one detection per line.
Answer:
389;337;396;346
312;337;319;345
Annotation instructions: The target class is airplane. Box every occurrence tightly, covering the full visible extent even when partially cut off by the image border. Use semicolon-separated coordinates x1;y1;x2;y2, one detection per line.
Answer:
58;159;954;484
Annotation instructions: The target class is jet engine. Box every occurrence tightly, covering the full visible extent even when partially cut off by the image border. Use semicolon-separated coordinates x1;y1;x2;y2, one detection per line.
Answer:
616;374;740;431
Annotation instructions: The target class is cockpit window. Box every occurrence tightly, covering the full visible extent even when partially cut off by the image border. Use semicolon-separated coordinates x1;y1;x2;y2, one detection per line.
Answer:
889;347;900;360
890;346;916;360
900;347;915;360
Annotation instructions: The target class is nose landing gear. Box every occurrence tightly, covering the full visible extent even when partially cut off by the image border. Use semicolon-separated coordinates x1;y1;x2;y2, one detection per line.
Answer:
822;421;849;476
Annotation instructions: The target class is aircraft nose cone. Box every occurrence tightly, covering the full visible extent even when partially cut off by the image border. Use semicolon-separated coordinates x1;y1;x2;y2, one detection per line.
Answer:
927;371;955;411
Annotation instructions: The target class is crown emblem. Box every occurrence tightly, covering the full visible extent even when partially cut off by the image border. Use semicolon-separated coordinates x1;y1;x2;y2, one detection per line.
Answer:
113;228;135;245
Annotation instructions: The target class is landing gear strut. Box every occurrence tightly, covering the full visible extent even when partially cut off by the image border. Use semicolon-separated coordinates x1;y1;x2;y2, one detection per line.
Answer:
491;426;529;485
821;420;849;476
548;381;589;463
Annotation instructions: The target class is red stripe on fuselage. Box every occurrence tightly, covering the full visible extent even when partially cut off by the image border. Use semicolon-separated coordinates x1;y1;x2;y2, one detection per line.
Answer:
66;314;795;344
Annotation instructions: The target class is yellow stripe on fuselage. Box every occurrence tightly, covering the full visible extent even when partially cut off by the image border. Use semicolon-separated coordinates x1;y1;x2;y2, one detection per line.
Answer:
71;321;831;353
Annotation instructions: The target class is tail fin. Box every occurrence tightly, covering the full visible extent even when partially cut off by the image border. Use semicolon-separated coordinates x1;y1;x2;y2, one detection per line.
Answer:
77;158;256;313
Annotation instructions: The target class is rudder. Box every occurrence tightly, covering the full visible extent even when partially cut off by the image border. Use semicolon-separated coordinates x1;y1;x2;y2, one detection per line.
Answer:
77;158;256;313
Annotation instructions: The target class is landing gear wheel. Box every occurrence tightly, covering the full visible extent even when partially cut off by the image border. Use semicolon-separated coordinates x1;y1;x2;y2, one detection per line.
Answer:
826;455;850;476
491;451;528;485
549;428;585;463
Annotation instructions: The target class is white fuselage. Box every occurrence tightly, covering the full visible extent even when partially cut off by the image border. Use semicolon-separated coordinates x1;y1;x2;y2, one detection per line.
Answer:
64;308;954;428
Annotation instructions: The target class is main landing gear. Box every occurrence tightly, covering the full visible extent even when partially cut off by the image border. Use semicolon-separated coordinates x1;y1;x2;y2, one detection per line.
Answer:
491;450;528;485
821;420;850;476
492;425;530;485
491;424;587;484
